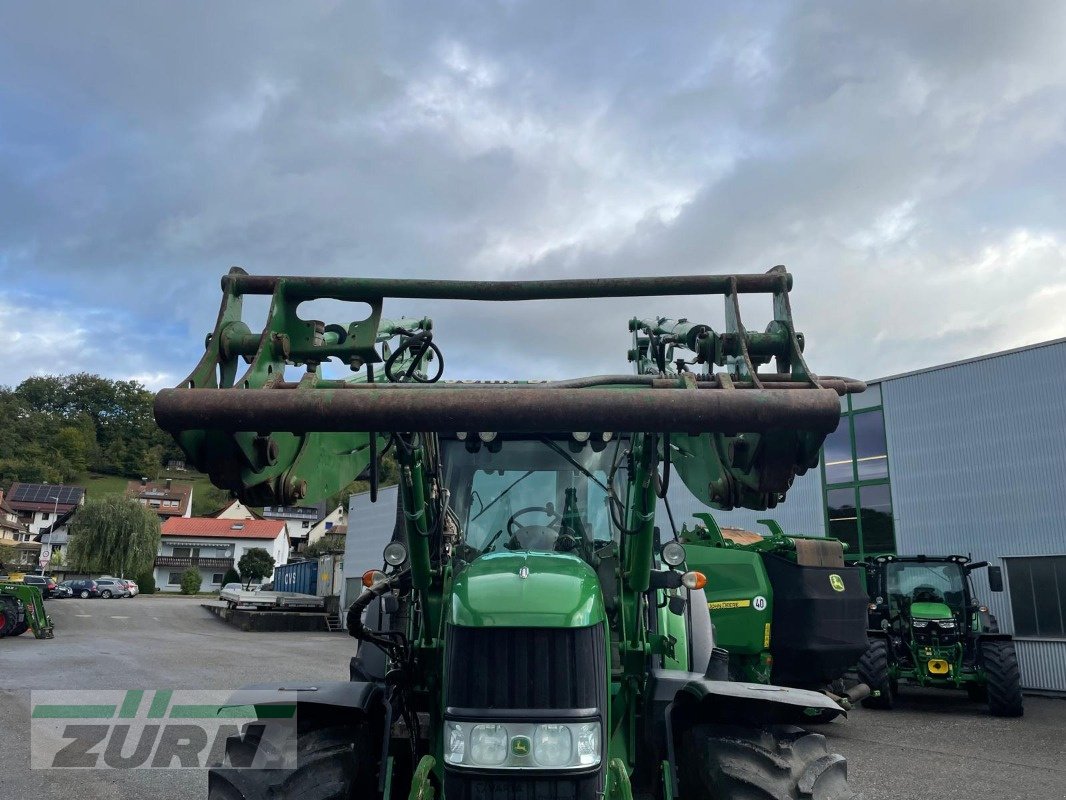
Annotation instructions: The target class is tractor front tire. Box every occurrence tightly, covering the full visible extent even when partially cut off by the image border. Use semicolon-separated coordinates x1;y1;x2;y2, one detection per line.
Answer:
8;621;29;636
0;597;20;637
857;639;894;710
209;720;374;800
983;640;1024;717
680;724;858;800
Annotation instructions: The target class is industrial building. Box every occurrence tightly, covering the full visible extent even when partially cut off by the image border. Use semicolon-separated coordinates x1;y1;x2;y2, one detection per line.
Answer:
342;338;1066;692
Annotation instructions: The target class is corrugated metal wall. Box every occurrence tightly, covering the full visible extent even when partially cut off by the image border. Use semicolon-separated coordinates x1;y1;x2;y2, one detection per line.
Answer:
881;339;1066;691
659;463;826;538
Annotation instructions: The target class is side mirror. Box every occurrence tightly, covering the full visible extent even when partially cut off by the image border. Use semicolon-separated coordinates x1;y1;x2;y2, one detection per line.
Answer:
987;566;1004;592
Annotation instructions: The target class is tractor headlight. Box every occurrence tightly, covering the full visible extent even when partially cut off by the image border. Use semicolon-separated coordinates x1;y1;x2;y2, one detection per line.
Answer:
443;719;601;770
937;619;956;629
533;724;572;766
912;619;928;628
469;724;509;766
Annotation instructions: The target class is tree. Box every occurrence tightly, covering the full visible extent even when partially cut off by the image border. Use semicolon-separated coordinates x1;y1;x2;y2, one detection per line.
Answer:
303;534;345;559
180;568;202;595
48;549;65;569
68;496;161;577
221;566;241;586
238;548;276;588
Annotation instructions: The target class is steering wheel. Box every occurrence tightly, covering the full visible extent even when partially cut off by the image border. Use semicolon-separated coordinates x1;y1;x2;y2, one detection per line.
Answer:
506;505;563;550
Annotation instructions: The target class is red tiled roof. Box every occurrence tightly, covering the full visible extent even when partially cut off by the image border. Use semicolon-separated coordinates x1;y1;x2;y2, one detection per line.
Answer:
161;518;286;539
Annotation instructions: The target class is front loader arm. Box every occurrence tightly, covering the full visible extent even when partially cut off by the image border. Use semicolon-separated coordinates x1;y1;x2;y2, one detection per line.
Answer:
155;266;863;508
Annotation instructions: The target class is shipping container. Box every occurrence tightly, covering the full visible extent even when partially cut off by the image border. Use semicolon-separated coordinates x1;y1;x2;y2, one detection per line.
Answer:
274;559;318;595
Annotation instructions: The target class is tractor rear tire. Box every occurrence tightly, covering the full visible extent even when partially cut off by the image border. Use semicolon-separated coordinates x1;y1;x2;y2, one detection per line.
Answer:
857;639;894;710
680;724;858;799
983;640;1024;717
208;720;374;800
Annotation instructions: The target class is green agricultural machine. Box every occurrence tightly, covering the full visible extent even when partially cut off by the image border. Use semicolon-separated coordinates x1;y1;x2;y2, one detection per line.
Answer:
858;554;1023;717
0;582;55;639
678;518;869;717
155;266;867;799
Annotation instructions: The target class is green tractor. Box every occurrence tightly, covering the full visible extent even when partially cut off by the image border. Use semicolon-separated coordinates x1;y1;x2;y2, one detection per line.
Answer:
857;554;1022;717
0;581;55;639
678;518;869;718
155;266;867;799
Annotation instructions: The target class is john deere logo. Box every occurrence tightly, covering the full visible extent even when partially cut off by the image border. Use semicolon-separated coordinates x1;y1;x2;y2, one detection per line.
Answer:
511;736;531;757
829;574;846;592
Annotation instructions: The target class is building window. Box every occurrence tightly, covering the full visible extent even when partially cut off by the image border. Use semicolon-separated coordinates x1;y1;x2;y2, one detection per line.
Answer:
211;573;224;584
1005;556;1066;639
41;512;50;521
168;572;183;585
821;387;896;560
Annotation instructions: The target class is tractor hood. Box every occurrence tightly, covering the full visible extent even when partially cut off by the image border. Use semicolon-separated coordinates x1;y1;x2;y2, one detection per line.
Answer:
450;551;606;628
911;601;953;620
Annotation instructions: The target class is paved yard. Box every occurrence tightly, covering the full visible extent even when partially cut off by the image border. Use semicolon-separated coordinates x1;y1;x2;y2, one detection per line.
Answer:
3;595;1064;799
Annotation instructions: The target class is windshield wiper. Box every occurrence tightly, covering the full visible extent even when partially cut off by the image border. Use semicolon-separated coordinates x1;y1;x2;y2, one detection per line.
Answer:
471;470;536;523
538;438;611;494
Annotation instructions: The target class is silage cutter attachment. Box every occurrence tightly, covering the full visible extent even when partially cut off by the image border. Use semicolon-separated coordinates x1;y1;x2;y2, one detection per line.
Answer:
155;266;863;508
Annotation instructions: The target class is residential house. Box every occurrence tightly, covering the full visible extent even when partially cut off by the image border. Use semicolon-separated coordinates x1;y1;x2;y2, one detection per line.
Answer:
37;505;78;568
206;498;262;521
0;488;39;570
5;482;85;536
127;478;193;521
306;504;348;547
261;504;323;553
154;517;288;592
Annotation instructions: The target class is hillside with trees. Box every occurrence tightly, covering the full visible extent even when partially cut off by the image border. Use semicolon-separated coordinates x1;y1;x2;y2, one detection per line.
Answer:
0;373;181;486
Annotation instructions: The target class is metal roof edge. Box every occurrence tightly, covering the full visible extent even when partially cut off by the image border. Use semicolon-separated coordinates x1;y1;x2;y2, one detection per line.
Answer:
868;336;1066;385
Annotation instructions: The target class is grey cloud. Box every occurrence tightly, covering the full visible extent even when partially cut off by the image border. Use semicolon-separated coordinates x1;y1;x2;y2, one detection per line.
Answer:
1;1;1065;389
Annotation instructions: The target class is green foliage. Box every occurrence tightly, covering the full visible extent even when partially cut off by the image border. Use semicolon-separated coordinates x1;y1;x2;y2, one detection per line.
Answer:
0;543;17;570
48;549;65;568
221;566;241;586
0;373;181;486
238;547;276;588
67;496;161;576
133;568;156;594
304;533;345;558
179;568;202;595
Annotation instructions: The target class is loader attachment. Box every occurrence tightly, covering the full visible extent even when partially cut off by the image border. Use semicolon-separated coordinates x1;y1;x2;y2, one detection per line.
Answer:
154;266;862;507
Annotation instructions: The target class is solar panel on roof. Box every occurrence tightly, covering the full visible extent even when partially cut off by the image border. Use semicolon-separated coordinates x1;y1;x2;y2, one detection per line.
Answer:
11;484;83;504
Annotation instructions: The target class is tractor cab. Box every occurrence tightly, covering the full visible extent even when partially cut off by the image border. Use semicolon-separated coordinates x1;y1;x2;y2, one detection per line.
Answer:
441;434;625;562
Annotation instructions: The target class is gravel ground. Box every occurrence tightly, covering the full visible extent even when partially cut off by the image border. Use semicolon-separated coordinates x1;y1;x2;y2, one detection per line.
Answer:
3;595;1064;799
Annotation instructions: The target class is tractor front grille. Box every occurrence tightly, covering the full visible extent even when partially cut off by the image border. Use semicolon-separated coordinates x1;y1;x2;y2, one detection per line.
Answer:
445;624;605;710
443;624;606;800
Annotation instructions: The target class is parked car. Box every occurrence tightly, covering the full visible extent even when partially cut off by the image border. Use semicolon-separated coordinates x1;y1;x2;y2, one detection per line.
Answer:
52;583;74;599
99;576;139;597
21;574;58;599
94;578;131;599
67;579;102;599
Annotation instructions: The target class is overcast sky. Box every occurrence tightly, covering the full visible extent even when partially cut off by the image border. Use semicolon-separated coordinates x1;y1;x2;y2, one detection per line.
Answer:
2;1;1065;390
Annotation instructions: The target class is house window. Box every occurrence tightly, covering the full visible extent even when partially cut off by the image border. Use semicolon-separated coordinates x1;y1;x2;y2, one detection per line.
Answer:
821;387;895;560
172;547;200;558
41;512;50;521
168;572;183;585
1005;556;1066;639
211;573;224;584
302;521;310;529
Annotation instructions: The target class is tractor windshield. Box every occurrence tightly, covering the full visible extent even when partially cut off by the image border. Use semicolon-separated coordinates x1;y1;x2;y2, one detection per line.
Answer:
885;562;966;614
441;437;627;555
